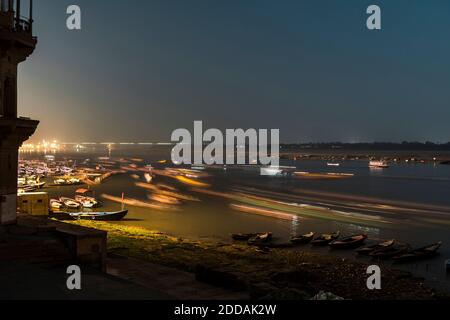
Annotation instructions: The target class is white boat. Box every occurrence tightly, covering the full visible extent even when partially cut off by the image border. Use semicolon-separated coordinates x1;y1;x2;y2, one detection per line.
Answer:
75;195;98;208
260;166;296;176
144;173;153;183
327;163;340;167
27;180;46;188
53;178;80;186
80;200;96;208
50;199;64;210
369;160;389;168
60;166;73;174
60;197;81;209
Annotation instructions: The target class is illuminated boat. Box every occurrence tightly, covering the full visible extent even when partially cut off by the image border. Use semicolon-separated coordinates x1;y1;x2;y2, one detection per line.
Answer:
75;195;98;208
59;197;81;209
369;160;389;168
27;180;46;188
50;199;64;210
53;178;81;186
60;166;73;174
327;163;340;167
260;166;296;176
18;186;37;194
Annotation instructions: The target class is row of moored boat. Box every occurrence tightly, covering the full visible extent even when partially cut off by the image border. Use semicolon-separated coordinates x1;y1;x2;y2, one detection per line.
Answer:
231;231;442;263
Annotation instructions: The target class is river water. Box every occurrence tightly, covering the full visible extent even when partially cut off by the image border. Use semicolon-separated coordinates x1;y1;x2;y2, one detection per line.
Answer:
20;145;450;292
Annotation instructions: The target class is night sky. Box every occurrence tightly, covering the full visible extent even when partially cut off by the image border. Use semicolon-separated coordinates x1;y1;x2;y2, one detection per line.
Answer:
18;0;450;143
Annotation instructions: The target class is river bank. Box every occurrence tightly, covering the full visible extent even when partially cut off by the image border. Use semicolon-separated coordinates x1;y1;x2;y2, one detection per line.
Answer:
65;220;447;300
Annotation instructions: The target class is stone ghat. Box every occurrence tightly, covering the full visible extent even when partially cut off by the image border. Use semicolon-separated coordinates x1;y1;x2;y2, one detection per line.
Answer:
0;215;107;270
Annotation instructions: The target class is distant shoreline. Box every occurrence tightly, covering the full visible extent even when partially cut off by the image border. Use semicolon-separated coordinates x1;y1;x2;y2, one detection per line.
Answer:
279;144;450;163
20;141;450;163
281;142;450;151
280;150;450;163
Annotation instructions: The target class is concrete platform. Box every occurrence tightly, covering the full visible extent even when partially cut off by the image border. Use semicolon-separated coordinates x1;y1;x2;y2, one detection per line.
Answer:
0;262;172;300
0;215;172;300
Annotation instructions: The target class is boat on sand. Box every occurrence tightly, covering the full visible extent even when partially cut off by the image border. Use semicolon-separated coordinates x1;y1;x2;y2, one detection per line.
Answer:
231;233;264;241
356;239;395;255
248;232;272;245
392;242;442;263
370;243;410;260
329;234;367;249
311;231;340;246
290;232;315;244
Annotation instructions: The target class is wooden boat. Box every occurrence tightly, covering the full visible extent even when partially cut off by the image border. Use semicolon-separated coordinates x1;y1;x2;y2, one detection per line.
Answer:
356;239;395;255
52;178;81;186
69;210;128;221
50;199;64;210
53;179;67;185
392;242;442;263
329;234;367;249
311;231;340;246
53;210;128;221
248;232;273;245
370;243;410;260
75;195;99;208
231;233;261;241
59;197;81;209
18;186;37;193
28;181;46;188
290;232;315;244
79;199;97;208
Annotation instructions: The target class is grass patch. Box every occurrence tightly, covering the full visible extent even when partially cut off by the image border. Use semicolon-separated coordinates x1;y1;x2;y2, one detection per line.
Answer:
66;220;440;300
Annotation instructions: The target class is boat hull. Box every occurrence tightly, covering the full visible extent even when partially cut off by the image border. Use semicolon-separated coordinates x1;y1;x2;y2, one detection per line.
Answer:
329;234;367;249
51;210;128;221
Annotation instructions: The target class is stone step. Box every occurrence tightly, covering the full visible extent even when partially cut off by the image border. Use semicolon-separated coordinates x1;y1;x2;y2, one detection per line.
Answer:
0;238;73;266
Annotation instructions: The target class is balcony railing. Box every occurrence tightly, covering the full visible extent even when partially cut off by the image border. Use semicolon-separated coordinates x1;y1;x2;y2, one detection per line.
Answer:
0;1;33;33
15;16;31;33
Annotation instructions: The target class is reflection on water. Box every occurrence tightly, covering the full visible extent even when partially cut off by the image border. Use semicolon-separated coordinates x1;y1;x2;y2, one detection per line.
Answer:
20;145;450;291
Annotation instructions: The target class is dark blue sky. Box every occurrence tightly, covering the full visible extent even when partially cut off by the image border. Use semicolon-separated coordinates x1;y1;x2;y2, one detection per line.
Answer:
19;0;450;143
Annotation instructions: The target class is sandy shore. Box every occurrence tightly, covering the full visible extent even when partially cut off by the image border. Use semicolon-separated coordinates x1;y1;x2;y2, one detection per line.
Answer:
65;220;448;300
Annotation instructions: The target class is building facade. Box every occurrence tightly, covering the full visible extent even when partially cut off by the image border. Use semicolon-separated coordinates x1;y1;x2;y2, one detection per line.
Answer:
0;0;38;224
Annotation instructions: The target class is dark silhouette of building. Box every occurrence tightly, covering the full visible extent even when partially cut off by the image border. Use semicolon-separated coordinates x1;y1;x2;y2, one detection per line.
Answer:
0;0;38;224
